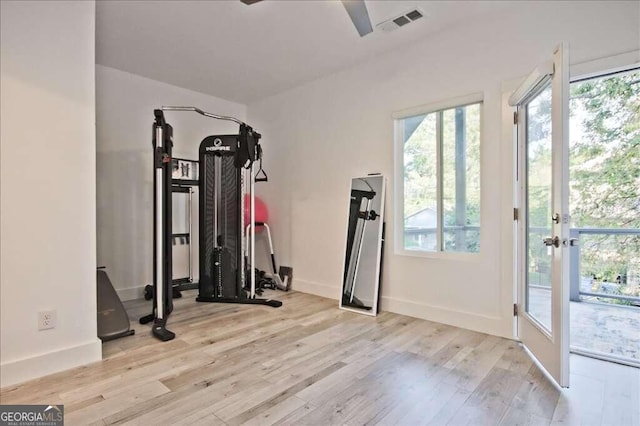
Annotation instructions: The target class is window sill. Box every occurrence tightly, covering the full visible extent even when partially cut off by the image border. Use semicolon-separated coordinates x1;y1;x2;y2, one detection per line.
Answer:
394;247;482;262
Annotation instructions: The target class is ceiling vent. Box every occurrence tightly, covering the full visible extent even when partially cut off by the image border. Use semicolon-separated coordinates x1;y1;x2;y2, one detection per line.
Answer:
377;9;424;33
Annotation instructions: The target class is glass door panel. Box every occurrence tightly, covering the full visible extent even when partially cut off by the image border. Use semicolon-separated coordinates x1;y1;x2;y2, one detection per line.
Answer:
525;85;553;332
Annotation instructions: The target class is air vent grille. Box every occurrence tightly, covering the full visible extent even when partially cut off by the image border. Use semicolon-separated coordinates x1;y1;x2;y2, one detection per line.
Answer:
376;8;425;33
406;10;423;21
393;16;410;27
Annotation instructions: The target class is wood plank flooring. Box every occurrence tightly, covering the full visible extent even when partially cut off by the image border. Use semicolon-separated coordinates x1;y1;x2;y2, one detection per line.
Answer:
1;290;638;425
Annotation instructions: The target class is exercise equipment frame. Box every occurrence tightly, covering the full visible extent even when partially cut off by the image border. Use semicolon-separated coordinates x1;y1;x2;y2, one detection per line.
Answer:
140;107;281;342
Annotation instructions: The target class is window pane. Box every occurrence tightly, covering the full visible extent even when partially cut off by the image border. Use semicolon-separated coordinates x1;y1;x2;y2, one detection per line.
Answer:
403;113;437;251
525;86;552;331
442;104;481;252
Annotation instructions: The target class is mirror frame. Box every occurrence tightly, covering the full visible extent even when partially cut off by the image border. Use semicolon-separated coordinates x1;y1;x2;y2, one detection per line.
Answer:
339;174;386;316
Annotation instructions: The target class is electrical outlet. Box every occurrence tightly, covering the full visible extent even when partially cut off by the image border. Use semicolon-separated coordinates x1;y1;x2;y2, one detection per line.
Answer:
38;310;56;330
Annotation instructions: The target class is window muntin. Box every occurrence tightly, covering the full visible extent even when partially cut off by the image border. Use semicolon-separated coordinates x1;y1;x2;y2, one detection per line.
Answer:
399;101;481;253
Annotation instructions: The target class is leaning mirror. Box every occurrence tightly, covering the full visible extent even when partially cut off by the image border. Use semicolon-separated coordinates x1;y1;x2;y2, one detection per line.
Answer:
340;174;385;316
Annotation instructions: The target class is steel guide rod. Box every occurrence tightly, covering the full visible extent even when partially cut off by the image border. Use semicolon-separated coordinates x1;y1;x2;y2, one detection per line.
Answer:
250;162;256;298
188;187;193;282
155;125;164;320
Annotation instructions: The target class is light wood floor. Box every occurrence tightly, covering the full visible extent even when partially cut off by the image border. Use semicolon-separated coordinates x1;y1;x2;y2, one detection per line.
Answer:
1;290;638;425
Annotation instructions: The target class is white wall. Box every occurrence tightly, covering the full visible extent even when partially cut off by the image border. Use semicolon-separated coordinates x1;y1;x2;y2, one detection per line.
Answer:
96;65;247;300
247;2;640;338
0;1;101;387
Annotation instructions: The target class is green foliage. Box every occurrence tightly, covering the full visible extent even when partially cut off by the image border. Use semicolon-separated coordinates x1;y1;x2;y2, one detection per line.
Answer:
570;71;640;229
570;71;640;296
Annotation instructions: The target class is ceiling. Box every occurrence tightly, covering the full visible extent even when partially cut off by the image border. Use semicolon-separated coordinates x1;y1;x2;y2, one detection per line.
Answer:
96;1;514;104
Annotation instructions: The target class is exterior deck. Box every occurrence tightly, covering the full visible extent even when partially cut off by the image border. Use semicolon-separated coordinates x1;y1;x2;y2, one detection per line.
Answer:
530;287;639;366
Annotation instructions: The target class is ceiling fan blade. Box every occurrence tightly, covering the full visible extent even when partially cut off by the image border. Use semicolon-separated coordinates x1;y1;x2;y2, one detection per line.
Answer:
341;0;373;37
240;0;263;5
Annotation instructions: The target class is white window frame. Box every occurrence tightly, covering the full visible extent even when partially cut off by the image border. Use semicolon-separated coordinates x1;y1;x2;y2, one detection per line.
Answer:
393;92;484;258
570;50;640;82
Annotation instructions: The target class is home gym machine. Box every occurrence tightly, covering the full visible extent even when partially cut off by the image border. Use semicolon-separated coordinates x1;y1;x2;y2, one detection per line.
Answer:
140;107;282;342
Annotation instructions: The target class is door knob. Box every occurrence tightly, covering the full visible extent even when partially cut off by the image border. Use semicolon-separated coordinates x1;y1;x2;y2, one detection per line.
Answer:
543;236;560;248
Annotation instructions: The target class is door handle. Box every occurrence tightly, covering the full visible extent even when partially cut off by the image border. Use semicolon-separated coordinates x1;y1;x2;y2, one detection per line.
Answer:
543;236;560;248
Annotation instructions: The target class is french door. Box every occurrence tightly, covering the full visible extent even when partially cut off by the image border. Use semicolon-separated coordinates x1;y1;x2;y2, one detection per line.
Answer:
512;44;570;387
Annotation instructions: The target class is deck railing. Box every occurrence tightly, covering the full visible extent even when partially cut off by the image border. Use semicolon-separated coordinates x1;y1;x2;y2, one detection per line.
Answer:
569;228;640;304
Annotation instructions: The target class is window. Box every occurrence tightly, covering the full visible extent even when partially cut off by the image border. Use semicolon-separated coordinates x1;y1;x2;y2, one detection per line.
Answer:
395;96;482;254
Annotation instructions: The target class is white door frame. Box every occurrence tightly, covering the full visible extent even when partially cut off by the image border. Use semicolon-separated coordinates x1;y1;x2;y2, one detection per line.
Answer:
512;43;570;388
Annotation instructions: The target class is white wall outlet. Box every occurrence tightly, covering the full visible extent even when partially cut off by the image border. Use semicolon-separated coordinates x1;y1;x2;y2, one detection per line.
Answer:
38;310;56;330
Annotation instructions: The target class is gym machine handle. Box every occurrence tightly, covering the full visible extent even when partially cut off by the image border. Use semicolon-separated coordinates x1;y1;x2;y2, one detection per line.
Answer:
161;106;245;126
161;106;262;170
254;145;268;182
255;170;268;182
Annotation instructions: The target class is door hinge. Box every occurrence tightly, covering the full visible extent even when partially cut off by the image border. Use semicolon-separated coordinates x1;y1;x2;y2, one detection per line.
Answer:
513;111;518;125
513;208;518;221
513;303;518;316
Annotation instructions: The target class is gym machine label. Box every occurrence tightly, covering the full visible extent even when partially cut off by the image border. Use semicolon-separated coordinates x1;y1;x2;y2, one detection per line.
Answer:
205;145;231;152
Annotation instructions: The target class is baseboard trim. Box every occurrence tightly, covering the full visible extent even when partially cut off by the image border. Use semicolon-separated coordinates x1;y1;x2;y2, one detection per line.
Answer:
380;296;509;338
116;285;145;301
291;280;510;338
292;279;340;300
0;339;102;388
